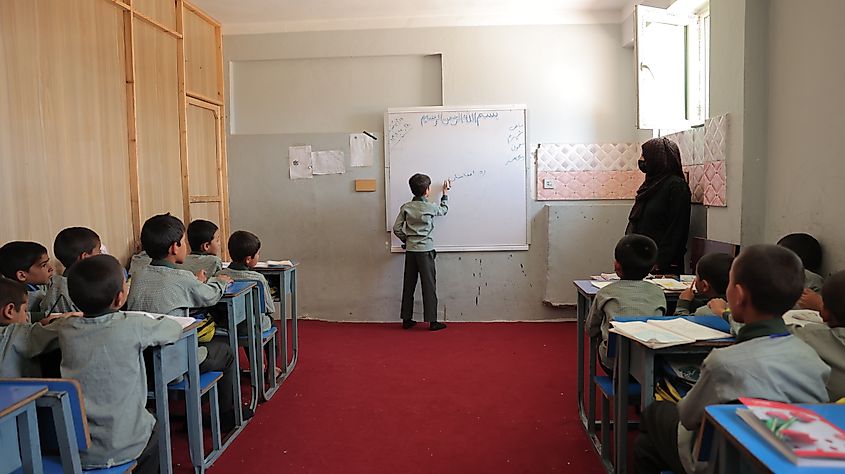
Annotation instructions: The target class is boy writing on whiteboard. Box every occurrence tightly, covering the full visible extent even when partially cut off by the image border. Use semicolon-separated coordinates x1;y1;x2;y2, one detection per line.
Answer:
393;174;451;331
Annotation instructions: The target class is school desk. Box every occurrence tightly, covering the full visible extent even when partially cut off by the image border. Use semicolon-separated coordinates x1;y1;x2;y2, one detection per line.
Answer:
149;321;202;474
703;404;845;473
220;281;258;429
254;261;300;386
574;279;683;432
611;315;734;474
0;383;47;474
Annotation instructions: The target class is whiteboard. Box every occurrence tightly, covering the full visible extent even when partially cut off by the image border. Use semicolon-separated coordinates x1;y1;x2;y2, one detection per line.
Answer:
384;105;529;252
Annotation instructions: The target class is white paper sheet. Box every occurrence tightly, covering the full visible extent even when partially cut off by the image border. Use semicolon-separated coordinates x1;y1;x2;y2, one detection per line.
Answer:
312;150;345;175
648;318;731;340
349;133;375;167
289;145;313;180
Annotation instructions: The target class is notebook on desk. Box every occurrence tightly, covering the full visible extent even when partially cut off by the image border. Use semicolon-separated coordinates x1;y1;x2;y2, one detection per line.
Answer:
610;318;731;349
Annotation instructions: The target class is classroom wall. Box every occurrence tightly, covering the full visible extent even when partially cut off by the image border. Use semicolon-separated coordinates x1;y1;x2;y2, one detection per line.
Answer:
764;0;845;276
224;24;638;321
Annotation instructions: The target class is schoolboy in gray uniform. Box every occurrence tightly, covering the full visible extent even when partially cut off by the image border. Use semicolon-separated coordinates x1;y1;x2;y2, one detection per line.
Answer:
778;232;825;292
0;241;55;322
126;213;249;430
0;277;61;377
178;219;223;277
673;253;733;317
393;173;450;331
791;270;845;401
41;227;102;314
57;254;181;473
633;245;830;474
587;234;667;369
217;230;273;332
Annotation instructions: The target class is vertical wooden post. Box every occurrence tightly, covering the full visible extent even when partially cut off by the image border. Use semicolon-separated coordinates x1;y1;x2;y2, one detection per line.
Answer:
176;0;192;223
123;4;142;248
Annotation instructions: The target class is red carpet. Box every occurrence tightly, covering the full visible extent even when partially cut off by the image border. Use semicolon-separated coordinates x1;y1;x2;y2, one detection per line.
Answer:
174;320;603;473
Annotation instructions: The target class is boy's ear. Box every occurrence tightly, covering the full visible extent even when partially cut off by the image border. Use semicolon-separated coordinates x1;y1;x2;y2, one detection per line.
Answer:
613;260;623;276
700;279;712;294
1;302;13;320
201;242;211;252
114;281;129;309
168;241;180;256
15;270;28;283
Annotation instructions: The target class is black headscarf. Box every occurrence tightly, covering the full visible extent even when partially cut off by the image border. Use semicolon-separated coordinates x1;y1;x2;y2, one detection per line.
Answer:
628;137;686;223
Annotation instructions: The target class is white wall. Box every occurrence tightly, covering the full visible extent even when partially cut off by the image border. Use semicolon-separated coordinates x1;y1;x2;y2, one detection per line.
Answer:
764;0;845;275
224;24;639;320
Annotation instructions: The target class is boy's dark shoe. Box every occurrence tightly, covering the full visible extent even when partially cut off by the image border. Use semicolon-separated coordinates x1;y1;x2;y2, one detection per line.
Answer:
402;319;417;329
429;322;447;331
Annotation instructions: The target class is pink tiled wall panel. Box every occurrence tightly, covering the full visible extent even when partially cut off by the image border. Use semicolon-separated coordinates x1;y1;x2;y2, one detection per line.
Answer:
702;160;727;206
537;171;642;201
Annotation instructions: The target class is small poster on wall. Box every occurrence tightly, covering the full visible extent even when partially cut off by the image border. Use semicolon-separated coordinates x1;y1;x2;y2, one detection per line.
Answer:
349;133;375;167
312;150;346;175
289;145;313;180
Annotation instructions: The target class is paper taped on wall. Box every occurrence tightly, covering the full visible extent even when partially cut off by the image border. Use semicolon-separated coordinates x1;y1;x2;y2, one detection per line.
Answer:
289;145;313;180
350;133;375;167
312;150;346;175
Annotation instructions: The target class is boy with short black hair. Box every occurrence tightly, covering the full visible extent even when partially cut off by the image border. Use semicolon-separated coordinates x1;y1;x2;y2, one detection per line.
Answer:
179;219;223;277
58;254;181;473
0;241;54;321
217;230;273;332
393;173;451;331
674;252;733;316
778;232;824;291
791;270;845;401
126;213;249;430
634;245;830;474
41;227;101;314
0;277;62;377
587;234;667;369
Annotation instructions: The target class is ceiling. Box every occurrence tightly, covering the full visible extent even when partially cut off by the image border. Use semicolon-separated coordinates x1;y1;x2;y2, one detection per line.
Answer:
191;0;645;35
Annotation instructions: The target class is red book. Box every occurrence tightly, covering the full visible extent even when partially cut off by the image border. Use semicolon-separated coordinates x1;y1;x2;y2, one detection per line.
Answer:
737;398;845;468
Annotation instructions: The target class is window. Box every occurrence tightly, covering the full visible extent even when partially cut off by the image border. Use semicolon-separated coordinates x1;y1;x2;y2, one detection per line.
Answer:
635;4;710;130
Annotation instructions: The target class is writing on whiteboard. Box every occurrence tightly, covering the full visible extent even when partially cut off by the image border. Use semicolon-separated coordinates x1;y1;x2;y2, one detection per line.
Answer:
505;154;525;166
420;112;500;128
389;117;411;146
450;169;488;182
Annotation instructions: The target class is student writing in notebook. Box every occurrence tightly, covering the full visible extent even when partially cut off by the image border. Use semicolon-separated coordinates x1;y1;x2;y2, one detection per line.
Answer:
674;252;733;316
633;245;830;474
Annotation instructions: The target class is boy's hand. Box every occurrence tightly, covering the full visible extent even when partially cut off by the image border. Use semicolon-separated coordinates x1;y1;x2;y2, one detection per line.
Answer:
216;274;233;284
196;269;208;283
443;179;451;195
41;312;83;325
678;277;696;302
798;288;823;312
707;298;728;315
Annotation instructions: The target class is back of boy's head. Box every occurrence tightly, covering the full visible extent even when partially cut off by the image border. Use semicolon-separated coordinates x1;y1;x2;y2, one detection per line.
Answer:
614;234;658;280
141;213;185;260
187;219;218;251
409;173;431;197
54;227;101;268
732;244;804;315
822;271;845;326
777;233;822;273
696;253;734;295
0;277;27;315
67;254;125;314
228;231;261;263
0;241;48;280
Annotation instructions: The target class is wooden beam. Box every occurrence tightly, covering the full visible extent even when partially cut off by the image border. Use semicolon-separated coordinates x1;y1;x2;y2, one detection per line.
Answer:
189;196;223;203
132;10;183;39
176;0;191;223
102;0;131;11
123;8;142;248
215;22;231;254
186;91;224;107
183;0;222;27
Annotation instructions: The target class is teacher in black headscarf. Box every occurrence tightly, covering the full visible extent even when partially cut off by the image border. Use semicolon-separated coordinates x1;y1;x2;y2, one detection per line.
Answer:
626;137;691;275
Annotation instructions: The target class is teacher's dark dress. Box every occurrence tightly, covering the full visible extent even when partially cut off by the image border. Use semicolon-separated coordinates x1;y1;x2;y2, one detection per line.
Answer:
626;175;692;273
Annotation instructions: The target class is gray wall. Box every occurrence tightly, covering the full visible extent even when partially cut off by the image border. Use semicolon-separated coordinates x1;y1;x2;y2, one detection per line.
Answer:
764;0;845;276
224;24;639;321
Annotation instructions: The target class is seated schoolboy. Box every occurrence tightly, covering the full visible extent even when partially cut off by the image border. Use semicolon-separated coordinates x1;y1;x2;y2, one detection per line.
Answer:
0;241;54;322
587;234;667;370
0;277;64;377
40;227;102;314
126;213;250;429
791;270;845;401
633;245;830;474
58;254;182;473
178;219;223;277
778;232;824;292
674;253;733;316
217;230;273;332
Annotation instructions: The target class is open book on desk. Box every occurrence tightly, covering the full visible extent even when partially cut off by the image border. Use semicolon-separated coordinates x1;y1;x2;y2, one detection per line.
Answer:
255;260;294;268
125;311;197;329
610;318;732;349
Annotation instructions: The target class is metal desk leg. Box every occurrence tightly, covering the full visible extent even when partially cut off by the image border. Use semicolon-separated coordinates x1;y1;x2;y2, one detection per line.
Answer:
577;291;587;429
226;298;243;428
17;403;43;474
289;268;299;372
153;348;173;474
184;333;204;473
614;337;631;474
246;288;261;410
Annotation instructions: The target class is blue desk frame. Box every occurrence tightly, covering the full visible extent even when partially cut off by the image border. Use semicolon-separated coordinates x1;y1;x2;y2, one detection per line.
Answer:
220;281;257;431
704;404;845;473
0;383;47;474
255;262;299;392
